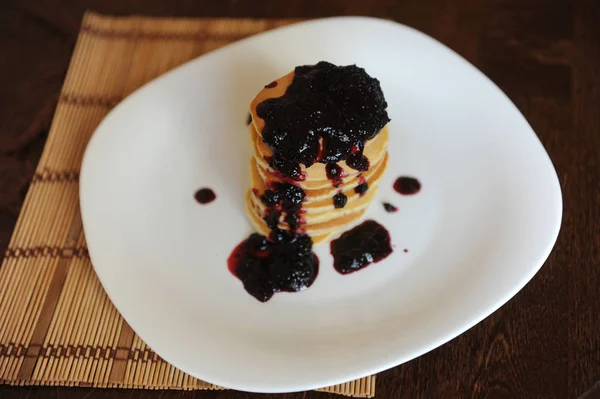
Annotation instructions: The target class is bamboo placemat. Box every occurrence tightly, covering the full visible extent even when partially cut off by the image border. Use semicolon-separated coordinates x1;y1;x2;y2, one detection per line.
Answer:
0;12;376;397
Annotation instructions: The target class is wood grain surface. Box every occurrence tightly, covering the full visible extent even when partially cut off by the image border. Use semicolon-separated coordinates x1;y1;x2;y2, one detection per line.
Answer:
1;0;599;398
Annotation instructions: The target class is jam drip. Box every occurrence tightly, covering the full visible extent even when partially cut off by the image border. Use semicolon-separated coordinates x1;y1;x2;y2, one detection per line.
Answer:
394;177;421;195
354;179;368;196
228;232;319;302
383;202;398;213
330;220;392;274
260;183;306;231
232;168;316;301
333;192;347;209
194;188;216;204
256;61;389;179
326;162;346;187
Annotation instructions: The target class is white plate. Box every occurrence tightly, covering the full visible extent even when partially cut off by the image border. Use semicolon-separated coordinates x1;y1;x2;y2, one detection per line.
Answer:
80;17;562;393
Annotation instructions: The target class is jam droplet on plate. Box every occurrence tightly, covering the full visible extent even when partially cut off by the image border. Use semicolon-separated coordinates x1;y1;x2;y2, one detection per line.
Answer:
383;202;398;213
194;188;216;204
330;220;393;274
393;177;421;195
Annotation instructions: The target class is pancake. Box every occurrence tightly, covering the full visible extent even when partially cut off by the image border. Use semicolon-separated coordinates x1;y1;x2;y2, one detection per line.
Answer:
244;63;390;245
250;155;388;210
249;184;378;226
255;154;388;204
249;119;389;184
245;192;333;245
246;190;370;237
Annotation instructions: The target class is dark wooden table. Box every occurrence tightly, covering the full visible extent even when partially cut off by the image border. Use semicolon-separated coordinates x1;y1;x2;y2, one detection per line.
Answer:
1;0;599;398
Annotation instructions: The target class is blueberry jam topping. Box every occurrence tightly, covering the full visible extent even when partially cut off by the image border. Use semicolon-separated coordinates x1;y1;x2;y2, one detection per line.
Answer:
285;212;302;230
354;182;368;196
333;192;348;209
256;61;389;179
394;177;421;195
260;183;306;212
346;153;370;172
260;189;281;208
265;81;278;88
325;162;345;183
278;183;306;212
247;233;270;253
263;209;281;229
330;220;393;274
383;202;398;213
194;188;216;204
268;155;306;181
228;230;319;302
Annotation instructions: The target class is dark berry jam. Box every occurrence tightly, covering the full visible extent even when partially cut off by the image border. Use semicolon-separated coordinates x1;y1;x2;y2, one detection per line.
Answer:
383;202;398;212
265;81;278;88
333;192;348;209
260;183;306;213
277;183;306;212
256;61;389;179
403;249;408;253
260;189;280;208
285;212;302;230
228;231;319;302
354;182;368;196
330;220;393;274
394;177;421;195
268;155;307;181
194;188;216;204
325;162;345;185
263;209;281;229
346;153;370;172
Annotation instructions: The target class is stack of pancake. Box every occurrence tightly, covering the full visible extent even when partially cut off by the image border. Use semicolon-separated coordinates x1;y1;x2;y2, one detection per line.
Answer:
245;70;389;245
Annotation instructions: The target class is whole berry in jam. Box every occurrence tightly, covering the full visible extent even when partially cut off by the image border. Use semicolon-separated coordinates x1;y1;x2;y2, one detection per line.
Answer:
354;182;368;196
268;156;306;181
268;228;287;244
285;212;301;230
260;189;280;207
346;153;370;171
325;162;344;182
263;209;281;229
247;233;270;253
333;192;348;208
276;183;306;212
